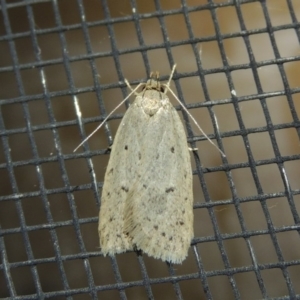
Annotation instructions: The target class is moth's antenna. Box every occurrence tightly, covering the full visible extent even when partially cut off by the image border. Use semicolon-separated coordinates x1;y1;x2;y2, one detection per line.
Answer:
74;82;143;152
164;66;226;157
165;64;177;92
125;79;141;96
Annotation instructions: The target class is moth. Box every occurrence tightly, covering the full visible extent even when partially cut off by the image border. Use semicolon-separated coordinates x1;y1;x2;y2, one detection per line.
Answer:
98;69;194;264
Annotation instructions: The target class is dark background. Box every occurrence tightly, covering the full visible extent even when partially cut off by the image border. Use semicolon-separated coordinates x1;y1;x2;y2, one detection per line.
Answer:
0;0;300;299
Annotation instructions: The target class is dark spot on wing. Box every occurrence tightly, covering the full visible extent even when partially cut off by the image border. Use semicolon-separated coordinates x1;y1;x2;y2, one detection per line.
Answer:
121;186;129;192
165;187;175;193
175;220;185;226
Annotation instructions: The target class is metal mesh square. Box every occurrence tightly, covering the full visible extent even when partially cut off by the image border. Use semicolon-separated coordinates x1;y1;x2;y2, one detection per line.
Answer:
1;0;300;299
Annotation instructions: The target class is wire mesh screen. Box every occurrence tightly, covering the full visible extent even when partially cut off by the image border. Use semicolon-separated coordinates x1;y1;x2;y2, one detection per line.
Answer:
0;0;300;299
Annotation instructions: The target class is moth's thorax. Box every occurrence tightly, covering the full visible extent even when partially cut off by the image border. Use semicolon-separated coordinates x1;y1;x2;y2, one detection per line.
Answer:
135;77;170;116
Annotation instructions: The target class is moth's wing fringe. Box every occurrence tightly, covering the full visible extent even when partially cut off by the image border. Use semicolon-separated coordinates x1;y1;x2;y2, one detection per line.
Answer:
123;198;188;264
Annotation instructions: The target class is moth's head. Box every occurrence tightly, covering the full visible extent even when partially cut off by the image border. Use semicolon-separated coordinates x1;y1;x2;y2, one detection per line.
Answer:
141;71;165;93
